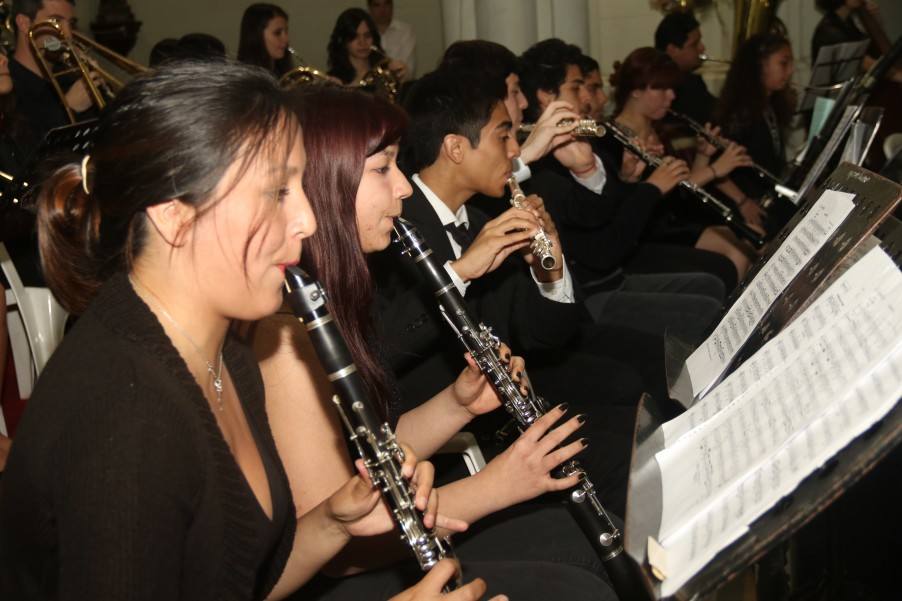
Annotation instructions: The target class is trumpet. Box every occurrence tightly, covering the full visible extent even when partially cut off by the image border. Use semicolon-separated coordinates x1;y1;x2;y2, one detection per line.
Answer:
699;53;732;65
507;176;558;270
666;109;798;203
28;18;147;122
518;118;606;138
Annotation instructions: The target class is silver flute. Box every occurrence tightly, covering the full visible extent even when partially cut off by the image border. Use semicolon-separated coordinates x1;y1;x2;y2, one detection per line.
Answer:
666;109;798;202
506;176;558;271
284;266;460;591
392;218;642;601
518;118;606;138
602;119;766;249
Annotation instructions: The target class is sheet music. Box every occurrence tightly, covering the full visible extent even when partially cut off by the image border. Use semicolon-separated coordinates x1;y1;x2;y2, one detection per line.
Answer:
684;190;856;400
800;40;869;112
651;247;902;596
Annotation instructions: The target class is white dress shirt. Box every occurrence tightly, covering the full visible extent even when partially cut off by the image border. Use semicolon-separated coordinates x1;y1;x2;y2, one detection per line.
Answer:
412;174;575;303
380;19;416;77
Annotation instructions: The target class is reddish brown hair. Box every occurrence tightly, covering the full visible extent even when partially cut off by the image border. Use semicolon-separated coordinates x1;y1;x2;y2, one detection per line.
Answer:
610;47;683;114
290;86;408;417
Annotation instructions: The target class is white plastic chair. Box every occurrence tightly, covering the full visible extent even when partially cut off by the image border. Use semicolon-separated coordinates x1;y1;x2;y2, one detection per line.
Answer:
1;242;68;400
436;431;487;475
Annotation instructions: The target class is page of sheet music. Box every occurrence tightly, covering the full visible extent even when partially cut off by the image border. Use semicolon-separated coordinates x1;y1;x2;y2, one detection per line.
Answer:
684;190;856;400
651;246;902;596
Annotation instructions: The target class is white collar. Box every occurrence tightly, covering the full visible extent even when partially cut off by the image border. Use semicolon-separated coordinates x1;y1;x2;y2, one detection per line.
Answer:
412;173;469;228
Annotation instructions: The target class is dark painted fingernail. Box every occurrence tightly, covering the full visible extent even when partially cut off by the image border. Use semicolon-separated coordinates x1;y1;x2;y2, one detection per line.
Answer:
580;437;590;446
577;414;587;424
516;371;523;380
557;403;569;413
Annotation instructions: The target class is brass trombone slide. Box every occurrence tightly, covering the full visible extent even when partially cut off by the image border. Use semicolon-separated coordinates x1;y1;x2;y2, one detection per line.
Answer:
27;18;147;122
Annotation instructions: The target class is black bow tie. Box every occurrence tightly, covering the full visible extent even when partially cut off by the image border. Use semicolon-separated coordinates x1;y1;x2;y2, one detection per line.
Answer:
444;222;475;251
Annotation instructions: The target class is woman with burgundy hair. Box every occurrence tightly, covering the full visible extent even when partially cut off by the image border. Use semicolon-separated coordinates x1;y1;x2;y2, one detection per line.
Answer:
252;86;617;600
607;46;758;280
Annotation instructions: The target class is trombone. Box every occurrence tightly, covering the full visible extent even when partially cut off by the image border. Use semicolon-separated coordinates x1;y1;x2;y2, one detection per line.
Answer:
28;18;148;122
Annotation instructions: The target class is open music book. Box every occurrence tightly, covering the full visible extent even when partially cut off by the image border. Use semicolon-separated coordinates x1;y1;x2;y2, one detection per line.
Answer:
674;164;902;404
645;245;902;596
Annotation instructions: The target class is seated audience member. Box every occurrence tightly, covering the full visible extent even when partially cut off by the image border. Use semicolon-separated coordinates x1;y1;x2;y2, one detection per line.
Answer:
253;85;615;601
0;60;476;601
237;3;293;77
654;11;714;125
327;8;407;86
368;0;416;80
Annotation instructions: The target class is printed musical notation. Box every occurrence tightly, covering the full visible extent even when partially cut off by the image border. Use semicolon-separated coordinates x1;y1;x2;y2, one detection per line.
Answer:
651;246;902;596
685;190;856;399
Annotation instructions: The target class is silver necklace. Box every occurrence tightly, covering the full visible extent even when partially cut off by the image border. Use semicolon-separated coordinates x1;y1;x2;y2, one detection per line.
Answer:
130;276;226;412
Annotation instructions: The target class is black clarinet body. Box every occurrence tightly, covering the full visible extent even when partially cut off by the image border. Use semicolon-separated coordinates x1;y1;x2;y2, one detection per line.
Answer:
392;218;645;600
283;266;460;590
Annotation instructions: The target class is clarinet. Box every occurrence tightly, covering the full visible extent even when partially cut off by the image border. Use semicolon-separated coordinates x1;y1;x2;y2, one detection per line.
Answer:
506;176;558;271
392;218;644;601
602;119;766;249
284;266;461;591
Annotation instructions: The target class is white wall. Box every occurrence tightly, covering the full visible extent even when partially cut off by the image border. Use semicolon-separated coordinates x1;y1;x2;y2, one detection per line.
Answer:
76;0;843;90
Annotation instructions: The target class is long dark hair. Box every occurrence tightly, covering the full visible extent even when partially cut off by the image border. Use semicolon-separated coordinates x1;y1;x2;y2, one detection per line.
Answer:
290;86;407;415
609;47;682;115
327;8;382;84
237;3;292;76
714;34;795;132
37;60;298;315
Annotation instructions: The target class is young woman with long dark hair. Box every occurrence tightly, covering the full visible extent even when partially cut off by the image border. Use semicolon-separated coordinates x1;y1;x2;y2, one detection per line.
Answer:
714;33;796;203
0;60;470;601
326;8;407;85
238;3;293;77
253;85;617;601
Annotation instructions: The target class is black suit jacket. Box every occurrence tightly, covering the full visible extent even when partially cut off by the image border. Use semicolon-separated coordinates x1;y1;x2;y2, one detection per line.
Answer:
371;186;586;405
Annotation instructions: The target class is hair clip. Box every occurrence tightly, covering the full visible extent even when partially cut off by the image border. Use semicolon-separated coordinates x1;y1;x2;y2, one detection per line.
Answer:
81;154;91;195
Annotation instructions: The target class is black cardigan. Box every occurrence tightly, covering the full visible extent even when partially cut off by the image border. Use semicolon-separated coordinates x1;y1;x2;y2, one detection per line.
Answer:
0;273;295;600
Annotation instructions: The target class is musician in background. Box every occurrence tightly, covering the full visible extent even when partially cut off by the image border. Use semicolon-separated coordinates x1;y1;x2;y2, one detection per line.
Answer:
0;60;461;601
327;8;407;86
578;54;608;122
8;0;96;160
609;48;757;280
254;84;610;601
714;34;796;205
654;11;715;125
812;0;878;69
368;0;416;80
237;3;292;77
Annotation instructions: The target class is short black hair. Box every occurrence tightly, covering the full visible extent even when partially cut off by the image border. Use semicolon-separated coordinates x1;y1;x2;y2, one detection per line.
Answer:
519;38;585;121
578;54;600;75
400;66;506;173
441;40;521;85
12;0;75;33
654;12;700;51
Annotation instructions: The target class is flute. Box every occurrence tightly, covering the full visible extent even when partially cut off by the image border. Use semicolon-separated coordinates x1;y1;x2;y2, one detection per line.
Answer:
392;217;644;601
506;176;558;271
284;266;461;591
666;109;798;203
602;119;766;249
518;118;605;138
